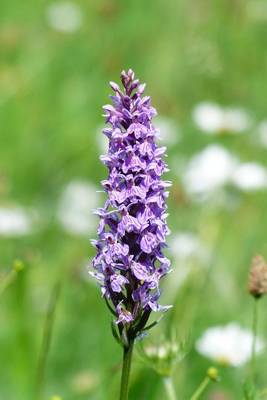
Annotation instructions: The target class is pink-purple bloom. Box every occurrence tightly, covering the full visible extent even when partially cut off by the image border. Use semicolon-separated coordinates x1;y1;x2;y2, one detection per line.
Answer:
92;69;171;342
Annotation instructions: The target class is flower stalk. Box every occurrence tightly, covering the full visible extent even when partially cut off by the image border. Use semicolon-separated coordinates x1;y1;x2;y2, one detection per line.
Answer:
248;255;267;383
190;376;210;400
251;297;259;383
92;69;172;398
190;367;219;400
120;342;134;400
36;280;61;399
163;376;177;400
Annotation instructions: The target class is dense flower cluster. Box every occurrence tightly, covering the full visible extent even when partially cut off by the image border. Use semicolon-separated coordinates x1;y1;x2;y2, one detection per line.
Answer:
91;69;171;337
248;255;267;298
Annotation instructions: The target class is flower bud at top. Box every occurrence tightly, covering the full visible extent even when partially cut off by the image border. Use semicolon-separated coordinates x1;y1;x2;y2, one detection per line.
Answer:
207;366;219;382
13;259;24;273
248;255;267;298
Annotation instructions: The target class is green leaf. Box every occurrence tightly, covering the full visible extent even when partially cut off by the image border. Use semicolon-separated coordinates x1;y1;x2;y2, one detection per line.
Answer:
243;381;259;400
104;296;117;316
111;320;122;346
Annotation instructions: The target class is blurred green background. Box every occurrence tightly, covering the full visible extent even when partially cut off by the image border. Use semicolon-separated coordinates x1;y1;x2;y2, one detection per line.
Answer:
1;0;267;399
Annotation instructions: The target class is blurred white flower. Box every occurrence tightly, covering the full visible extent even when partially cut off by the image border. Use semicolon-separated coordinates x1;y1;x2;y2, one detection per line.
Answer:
57;180;100;236
258;120;267;148
0;206;35;237
223;108;250;133
71;369;99;394
193;102;250;134
141;334;188;376
196;189;242;211
231;163;267;191
196;323;265;367
144;344;170;359
154;116;180;146
167;264;190;290
183;145;237;196
193;103;223;133
167;232;210;290
170;232;207;262
46;2;83;33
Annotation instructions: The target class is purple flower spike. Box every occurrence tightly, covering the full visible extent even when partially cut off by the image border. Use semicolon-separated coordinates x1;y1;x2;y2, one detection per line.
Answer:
92;69;171;344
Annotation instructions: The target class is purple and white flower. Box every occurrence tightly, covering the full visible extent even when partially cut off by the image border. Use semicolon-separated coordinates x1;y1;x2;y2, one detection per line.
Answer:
92;70;171;337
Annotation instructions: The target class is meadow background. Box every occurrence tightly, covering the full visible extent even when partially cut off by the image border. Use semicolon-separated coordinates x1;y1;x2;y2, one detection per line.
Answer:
1;0;267;399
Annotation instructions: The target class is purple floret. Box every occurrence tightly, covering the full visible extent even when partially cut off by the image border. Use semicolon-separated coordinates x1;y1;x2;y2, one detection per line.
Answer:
92;69;171;337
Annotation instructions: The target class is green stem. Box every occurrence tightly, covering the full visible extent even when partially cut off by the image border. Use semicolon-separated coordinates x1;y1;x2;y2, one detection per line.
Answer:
163;376;177;400
35;281;61;400
119;342;134;400
0;270;16;296
190;377;210;400
251;297;259;383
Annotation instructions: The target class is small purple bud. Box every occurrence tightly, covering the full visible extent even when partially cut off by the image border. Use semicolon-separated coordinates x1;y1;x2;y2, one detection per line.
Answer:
110;81;120;92
137;83;146;94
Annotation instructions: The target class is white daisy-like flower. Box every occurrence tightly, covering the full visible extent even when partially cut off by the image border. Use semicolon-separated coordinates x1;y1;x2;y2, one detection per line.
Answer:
154;116;180;146
46;2;83;33
183;145;238;196
231;163;267;191
57;180;100;236
0;206;35;237
193;102;250;134
196;323;265;367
